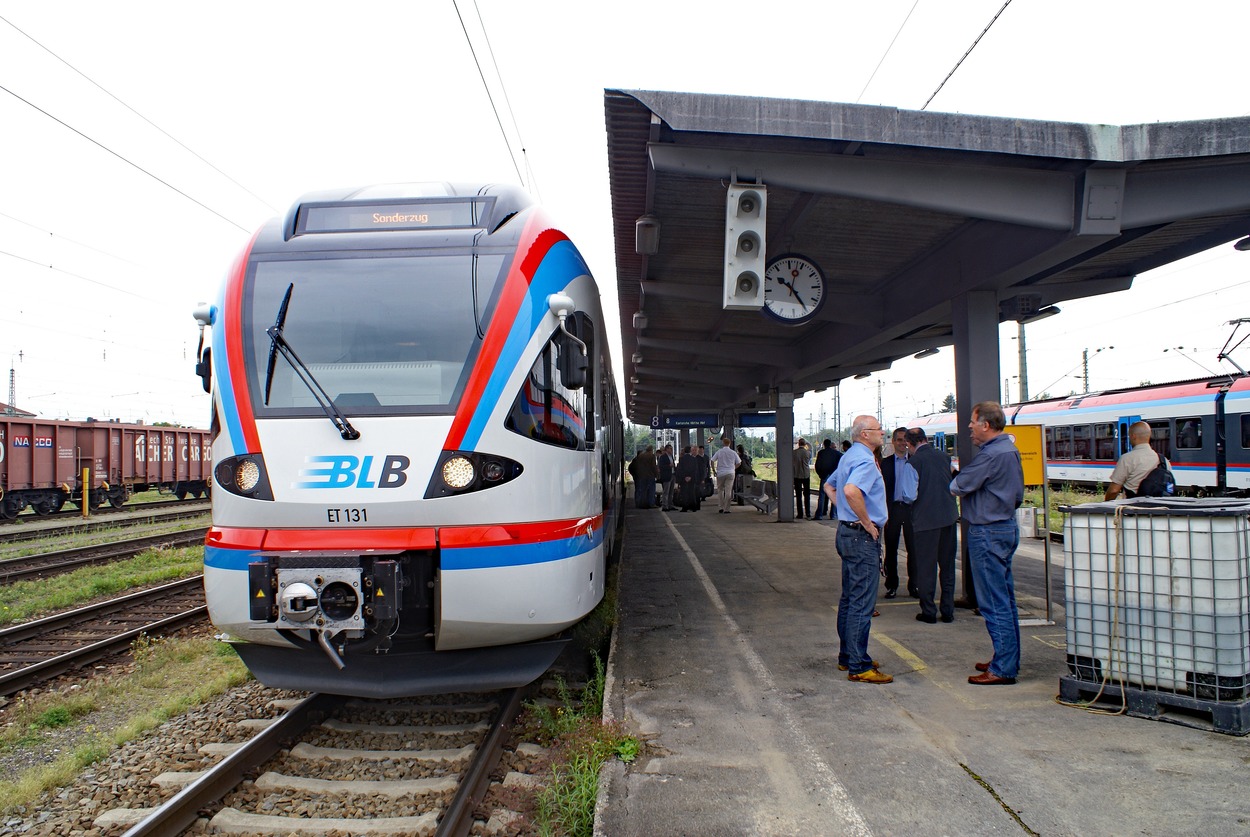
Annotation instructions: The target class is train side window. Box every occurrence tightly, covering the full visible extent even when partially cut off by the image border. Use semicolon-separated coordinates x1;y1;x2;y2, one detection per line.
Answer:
1242;415;1250;449
1174;417;1202;449
1071;425;1092;460
1147;420;1172;458
1093;423;1116;460
1054;426;1073;460
1045;427;1055;459
504;336;586;450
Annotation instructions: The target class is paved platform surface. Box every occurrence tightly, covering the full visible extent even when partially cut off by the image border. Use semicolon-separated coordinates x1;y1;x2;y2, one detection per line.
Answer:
597;504;1249;836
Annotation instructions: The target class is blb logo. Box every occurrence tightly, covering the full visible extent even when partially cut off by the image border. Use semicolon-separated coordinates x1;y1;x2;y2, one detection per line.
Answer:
296;454;410;489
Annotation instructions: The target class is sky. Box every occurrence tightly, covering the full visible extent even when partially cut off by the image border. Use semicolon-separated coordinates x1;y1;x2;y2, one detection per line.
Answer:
0;1;1247;430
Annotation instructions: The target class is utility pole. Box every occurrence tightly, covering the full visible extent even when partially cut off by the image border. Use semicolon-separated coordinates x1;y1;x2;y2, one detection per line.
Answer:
6;366;14;415
1082;348;1089;393
833;384;842;440
1017;322;1029;402
876;380;884;424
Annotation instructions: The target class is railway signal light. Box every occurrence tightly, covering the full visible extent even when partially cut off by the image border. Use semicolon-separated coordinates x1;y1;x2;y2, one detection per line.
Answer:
723;184;767;310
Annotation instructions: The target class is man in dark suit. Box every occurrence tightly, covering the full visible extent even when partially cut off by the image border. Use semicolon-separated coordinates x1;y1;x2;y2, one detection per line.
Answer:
880;428;916;598
905;427;959;623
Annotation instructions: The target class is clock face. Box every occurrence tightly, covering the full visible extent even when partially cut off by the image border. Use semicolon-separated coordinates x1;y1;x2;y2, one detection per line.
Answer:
763;254;826;324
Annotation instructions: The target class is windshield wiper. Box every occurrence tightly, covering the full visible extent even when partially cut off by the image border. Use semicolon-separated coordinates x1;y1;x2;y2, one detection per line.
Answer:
263;283;361;441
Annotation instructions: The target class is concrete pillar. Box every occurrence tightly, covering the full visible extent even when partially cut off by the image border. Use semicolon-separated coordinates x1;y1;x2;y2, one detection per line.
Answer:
776;389;795;521
951;290;1002;607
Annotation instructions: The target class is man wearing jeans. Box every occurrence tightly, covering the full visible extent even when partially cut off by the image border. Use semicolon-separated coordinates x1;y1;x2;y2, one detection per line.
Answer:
824;415;892;684
950;401;1025;686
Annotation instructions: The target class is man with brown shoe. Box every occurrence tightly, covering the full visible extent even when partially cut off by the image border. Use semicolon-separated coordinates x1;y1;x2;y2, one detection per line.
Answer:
950;401;1024;686
825;415;894;684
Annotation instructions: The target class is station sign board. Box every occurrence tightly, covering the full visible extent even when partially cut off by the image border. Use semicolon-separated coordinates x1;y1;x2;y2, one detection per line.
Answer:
737;413;777;428
649;413;720;429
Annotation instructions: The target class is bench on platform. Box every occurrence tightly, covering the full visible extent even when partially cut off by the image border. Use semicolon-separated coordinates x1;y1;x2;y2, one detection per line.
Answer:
735;477;776;514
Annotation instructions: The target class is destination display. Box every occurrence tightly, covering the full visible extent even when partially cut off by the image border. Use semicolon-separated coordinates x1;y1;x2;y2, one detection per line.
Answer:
298;199;489;233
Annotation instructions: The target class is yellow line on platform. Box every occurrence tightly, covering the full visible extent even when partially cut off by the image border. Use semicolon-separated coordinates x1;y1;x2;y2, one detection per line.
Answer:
872;632;927;672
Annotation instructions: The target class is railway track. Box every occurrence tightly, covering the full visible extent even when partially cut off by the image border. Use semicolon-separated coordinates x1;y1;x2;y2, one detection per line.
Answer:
0;502;210;544
0;498;209;526
0;575;207;697
0;528;209;584
99;687;535;836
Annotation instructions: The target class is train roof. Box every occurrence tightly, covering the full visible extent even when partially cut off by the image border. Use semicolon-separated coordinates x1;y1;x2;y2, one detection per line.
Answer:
901;373;1250;428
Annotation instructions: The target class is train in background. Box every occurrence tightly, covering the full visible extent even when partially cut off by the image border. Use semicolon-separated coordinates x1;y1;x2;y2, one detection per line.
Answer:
904;374;1250;495
0;417;211;518
194;182;625;698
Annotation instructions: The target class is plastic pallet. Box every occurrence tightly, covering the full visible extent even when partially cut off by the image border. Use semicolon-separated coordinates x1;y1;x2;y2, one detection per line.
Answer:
1059;675;1250;736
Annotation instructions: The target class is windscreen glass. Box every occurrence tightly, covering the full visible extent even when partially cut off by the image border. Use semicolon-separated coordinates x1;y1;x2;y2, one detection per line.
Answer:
244;252;509;415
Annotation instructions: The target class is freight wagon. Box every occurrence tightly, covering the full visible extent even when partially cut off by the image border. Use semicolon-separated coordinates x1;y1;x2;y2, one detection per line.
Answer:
0;417;211;518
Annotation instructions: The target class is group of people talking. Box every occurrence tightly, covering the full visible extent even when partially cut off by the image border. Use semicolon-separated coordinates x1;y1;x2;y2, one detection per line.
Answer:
822;401;1025;687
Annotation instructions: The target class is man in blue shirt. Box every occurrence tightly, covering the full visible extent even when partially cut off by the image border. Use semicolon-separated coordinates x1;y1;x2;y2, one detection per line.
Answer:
950;401;1025;685
824;415;892;684
881;428;918;598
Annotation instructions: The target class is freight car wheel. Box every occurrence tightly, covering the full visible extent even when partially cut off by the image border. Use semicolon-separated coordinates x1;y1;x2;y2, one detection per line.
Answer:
0;498;19;520
33;501;55;516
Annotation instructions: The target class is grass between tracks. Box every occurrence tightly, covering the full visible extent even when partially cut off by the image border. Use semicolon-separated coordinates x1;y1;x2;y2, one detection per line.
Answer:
0;630;249;813
0;545;204;627
0;542;247;812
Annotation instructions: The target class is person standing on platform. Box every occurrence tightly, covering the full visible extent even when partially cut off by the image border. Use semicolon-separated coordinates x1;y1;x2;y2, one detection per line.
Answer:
812;438;842;520
824;415;893;684
710;436;741;514
905;428;959;624
1104;421;1167;500
950;401;1025;686
657;443;676;510
632;445;659;509
793;438;813;519
675;446;701;512
881;428;918;598
696;445;713;499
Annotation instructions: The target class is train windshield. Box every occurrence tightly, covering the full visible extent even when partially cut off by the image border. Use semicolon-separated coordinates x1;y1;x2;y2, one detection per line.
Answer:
244;252;509;415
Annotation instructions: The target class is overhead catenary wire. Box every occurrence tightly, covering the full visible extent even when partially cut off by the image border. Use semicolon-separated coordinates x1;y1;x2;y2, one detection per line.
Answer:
0;209;154;273
452;0;525;188
0;82;251;234
855;0;920;104
921;0;1013;111
0;247;152;300
470;0;540;200
0;14;279;216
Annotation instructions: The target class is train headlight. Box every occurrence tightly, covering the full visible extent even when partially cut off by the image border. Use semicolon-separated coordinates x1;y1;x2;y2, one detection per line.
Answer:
235;459;261;492
442;455;475;489
214;454;274;500
426;450;524;498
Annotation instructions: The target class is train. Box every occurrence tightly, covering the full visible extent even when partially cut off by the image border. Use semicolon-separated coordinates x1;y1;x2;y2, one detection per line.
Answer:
904;374;1250;495
0;417;211;518
194;182;625;698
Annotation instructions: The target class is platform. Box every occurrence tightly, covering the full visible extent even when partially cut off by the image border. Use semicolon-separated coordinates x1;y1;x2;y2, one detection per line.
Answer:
597;504;1249;836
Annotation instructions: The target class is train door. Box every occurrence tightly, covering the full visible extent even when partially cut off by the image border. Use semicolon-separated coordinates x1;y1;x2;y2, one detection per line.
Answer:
1116;415;1141;455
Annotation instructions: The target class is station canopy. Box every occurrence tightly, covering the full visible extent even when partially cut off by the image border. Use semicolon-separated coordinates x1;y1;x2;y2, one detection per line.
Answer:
605;89;1250;426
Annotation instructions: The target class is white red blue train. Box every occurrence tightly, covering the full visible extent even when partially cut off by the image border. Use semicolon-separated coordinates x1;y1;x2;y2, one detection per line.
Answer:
193;183;624;697
905;374;1250;495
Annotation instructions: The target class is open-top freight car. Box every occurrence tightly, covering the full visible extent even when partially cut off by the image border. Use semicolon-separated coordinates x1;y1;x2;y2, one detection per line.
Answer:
0;417;211;517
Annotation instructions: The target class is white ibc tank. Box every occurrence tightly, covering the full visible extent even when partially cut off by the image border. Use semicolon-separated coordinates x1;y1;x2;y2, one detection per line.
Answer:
1063;497;1250;698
